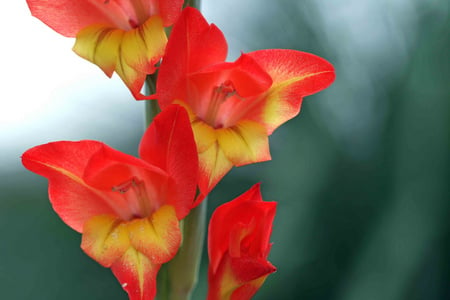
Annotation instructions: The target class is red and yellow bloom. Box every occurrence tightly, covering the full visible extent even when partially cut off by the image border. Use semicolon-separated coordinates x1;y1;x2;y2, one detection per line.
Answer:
22;105;198;300
26;0;184;99
154;8;336;201
207;184;277;300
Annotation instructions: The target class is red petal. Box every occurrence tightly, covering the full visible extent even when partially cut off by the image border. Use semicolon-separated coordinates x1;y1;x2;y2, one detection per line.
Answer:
229;256;276;284
229;272;274;300
245;49;335;134
207;252;276;300
186;54;272;119
156;7;228;108
26;0;129;37
82;141;172;218
111;248;160;300
83;142;165;186
22;141;125;232
157;0;184;26
188;54;272;98
208;184;276;273
139;105;199;218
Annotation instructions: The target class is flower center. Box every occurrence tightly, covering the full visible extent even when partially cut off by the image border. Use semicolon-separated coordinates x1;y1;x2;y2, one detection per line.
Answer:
127;0;149;27
100;0;149;29
112;177;152;219
204;80;237;128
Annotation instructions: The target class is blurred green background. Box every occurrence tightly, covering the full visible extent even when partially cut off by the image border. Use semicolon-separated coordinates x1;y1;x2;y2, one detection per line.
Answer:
1;0;448;299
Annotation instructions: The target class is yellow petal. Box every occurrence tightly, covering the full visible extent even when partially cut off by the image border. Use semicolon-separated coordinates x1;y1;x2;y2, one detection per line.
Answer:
81;206;181;300
81;205;180;267
192;118;218;153
73;16;167;98
120;16;167;74
198;142;233;195
190;118;270;195
127;205;181;264
216;121;271;166
81;215;130;267
73;25;124;77
260;79;305;134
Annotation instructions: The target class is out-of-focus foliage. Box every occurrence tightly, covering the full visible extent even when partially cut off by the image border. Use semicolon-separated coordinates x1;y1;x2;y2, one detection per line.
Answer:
1;0;448;299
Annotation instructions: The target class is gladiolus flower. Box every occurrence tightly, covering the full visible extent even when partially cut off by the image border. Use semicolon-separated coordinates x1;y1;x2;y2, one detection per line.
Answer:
26;0;184;99
22;105;198;300
207;184;277;300
154;8;336;202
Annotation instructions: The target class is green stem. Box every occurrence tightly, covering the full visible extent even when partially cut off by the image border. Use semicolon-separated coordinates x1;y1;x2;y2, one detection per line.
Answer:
144;74;160;127
168;199;207;300
156;200;207;300
184;0;202;9
156;265;170;300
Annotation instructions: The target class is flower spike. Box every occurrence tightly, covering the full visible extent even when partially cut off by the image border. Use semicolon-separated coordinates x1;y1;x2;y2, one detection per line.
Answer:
155;8;335;202
22;105;198;299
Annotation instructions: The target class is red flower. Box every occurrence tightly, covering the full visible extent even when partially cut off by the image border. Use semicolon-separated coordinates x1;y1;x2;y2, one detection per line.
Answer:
207;184;277;300
22;105;198;300
154;8;336;202
26;0;184;99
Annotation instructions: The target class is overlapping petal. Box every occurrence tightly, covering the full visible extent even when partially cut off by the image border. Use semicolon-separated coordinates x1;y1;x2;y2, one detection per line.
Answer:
191;119;270;201
82;205;181;300
155;8;335;200
73;15;167;99
155;7;228;108
207;184;277;300
139;104;199;217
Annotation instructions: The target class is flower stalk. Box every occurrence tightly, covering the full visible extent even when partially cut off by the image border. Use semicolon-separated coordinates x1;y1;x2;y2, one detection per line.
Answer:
144;74;161;127
184;0;201;9
157;200;207;300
